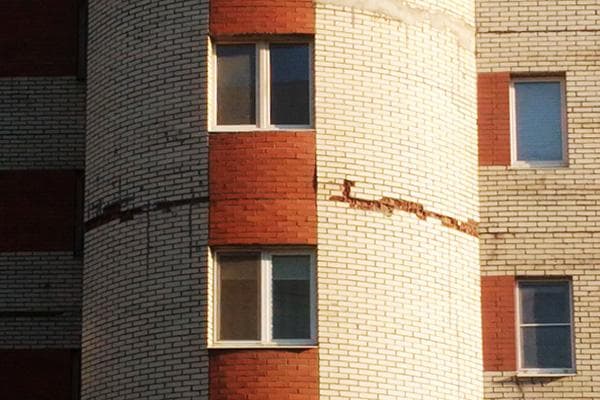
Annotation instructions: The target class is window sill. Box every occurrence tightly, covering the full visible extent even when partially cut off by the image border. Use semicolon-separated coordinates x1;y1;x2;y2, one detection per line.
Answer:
209;127;315;133
510;161;568;169
516;372;576;378
208;343;318;350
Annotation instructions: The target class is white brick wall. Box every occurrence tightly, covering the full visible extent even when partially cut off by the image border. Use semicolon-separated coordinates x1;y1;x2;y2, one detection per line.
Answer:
315;2;482;399
478;0;600;398
84;0;209;398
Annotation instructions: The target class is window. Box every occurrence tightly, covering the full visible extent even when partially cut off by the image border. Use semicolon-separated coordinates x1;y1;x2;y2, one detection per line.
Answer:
214;249;316;346
510;77;567;166
212;41;312;130
517;280;575;374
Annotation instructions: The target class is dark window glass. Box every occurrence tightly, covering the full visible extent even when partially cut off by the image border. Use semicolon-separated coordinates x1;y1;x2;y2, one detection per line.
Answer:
522;326;572;369
217;45;256;125
219;253;261;340
520;281;570;324
272;255;311;339
515;81;563;162
270;44;310;125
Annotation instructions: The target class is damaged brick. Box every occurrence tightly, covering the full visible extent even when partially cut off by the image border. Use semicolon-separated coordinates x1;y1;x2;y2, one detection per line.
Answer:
330;179;479;238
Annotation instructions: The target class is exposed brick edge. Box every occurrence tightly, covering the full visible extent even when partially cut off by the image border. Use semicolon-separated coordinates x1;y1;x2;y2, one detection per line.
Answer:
330;179;479;237
85;196;208;232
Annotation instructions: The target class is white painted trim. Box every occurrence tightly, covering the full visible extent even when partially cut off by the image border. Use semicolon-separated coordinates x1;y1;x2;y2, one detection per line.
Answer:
210;40;314;132
515;279;575;374
212;248;317;347
509;76;568;168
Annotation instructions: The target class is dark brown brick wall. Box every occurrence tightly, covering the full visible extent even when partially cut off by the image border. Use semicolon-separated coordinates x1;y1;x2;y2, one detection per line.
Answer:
0;0;79;76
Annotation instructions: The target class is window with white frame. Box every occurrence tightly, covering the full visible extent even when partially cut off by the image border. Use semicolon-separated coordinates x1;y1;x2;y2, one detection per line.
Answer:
212;41;312;130
517;280;575;374
214;249;316;346
510;77;567;166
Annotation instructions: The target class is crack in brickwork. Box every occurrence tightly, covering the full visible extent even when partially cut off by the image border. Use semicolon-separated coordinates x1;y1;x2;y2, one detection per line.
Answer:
85;196;208;232
330;179;479;237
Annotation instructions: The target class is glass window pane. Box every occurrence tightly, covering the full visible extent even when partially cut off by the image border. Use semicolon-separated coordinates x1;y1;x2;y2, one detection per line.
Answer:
520;281;570;324
216;44;256;125
272;255;311;339
515;81;563;162
522;326;572;369
219;253;261;340
270;44;310;125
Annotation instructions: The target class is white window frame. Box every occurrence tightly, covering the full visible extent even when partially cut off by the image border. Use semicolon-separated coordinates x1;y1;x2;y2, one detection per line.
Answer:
212;248;317;348
210;40;314;132
509;76;568;168
515;279;575;375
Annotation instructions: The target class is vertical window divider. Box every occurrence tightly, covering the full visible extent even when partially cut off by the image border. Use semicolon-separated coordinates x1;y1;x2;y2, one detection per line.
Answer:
262;252;272;344
258;42;270;129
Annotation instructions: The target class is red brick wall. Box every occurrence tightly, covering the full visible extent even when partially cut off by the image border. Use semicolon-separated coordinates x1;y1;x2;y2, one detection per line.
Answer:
210;0;314;36
209;132;316;246
478;72;511;166
210;349;318;400
0;0;79;76
481;275;517;371
0;170;82;251
0;350;76;399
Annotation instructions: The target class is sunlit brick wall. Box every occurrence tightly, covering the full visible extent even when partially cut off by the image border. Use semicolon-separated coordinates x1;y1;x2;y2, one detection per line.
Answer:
315;1;482;398
477;0;600;398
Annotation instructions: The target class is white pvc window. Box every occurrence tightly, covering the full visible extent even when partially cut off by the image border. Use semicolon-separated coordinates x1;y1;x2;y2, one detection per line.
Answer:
517;280;575;374
212;41;313;131
214;249;316;347
510;77;567;167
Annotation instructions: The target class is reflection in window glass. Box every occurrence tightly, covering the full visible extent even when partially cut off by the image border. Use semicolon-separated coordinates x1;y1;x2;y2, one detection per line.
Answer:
219;253;261;340
515;81;563;162
216;45;256;125
522;326;572;369
270;44;310;125
520;281;570;324
518;280;573;370
272;255;311;339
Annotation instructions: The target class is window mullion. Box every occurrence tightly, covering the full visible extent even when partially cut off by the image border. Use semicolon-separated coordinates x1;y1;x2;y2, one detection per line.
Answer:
262;252;272;344
258;43;270;128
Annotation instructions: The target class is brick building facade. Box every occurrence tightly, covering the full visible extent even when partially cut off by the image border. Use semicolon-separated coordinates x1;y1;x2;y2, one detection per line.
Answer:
0;0;597;399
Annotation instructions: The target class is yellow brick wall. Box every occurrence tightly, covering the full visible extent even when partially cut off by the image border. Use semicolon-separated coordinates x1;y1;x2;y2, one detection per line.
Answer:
477;0;600;398
315;2;482;399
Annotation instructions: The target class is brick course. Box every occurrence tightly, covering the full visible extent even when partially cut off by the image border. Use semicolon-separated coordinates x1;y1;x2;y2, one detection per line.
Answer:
209;132;317;246
209;349;318;400
210;0;314;36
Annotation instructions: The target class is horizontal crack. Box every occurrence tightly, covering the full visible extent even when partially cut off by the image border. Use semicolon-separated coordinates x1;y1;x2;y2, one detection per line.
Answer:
330;179;479;237
85;196;209;232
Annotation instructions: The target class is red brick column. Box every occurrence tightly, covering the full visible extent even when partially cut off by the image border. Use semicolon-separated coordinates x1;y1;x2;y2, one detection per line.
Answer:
481;275;517;371
210;0;314;36
209;132;316;246
210;349;318;400
478;72;511;166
